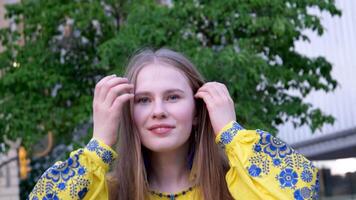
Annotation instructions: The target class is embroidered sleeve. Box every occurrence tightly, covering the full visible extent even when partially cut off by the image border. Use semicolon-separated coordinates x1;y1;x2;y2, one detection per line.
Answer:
216;121;319;200
28;138;117;200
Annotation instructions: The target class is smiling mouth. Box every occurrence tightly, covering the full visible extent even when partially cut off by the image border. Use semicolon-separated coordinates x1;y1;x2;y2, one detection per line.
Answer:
149;127;174;135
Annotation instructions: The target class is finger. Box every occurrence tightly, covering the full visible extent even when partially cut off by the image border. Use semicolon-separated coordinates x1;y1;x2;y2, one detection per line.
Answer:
219;83;230;96
202;82;230;102
212;83;230;102
211;82;227;99
111;93;135;111
218;83;234;102
196;83;219;101
94;75;117;102
99;77;129;102
194;91;214;109
105;83;134;107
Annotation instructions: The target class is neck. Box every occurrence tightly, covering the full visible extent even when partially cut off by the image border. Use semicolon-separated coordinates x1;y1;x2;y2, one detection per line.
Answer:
148;142;193;193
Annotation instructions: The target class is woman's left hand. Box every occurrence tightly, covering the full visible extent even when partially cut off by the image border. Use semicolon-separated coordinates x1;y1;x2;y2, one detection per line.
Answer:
194;82;236;136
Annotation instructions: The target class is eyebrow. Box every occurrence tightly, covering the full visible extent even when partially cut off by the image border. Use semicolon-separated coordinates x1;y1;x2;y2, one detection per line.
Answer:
135;89;185;96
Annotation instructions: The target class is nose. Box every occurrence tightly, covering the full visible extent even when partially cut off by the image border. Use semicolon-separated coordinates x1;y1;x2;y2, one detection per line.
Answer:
151;100;167;119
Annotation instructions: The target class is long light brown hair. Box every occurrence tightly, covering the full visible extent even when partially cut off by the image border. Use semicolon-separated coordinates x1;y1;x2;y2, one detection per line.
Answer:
108;48;233;200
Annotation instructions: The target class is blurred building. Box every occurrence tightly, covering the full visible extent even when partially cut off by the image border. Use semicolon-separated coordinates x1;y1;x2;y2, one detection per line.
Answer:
0;0;20;50
0;1;20;199
277;0;356;199
0;0;7;52
0;144;20;200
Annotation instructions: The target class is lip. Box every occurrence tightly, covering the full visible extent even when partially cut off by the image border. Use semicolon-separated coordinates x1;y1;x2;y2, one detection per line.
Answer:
148;124;175;136
148;124;175;130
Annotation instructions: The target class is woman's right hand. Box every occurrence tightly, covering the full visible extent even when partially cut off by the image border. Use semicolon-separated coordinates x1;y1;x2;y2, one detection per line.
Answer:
92;74;134;147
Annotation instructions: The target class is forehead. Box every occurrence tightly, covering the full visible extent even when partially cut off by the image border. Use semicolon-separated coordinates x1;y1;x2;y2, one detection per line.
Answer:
135;63;192;93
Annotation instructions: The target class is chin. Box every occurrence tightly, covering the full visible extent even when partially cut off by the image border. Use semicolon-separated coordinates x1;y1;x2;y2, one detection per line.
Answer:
144;142;180;153
142;139;188;153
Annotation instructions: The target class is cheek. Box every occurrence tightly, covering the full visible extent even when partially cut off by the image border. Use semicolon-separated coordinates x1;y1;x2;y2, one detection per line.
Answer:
169;100;195;123
133;105;150;127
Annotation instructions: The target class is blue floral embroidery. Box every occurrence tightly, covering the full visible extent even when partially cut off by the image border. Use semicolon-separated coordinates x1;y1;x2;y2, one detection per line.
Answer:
102;150;114;164
301;170;313;183
42;193;59;200
218;121;244;146
273;158;281;166
246;129;318;197
230;121;244;132
78;187;88;199
78;167;86;175
278;168;298;188
257;130;293;159
254;144;261;152
248;164;262;177
57;183;66;190
86;139;99;151
294;187;312;200
86;138;114;164
312;173;320;199
45;154;80;183
29;149;91;200
220;131;233;144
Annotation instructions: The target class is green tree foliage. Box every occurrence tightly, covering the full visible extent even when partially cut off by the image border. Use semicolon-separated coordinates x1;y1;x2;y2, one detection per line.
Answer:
0;0;341;148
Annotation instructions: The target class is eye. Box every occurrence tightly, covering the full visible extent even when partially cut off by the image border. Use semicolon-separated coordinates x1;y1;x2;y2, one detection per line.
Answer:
136;97;150;104
167;94;180;101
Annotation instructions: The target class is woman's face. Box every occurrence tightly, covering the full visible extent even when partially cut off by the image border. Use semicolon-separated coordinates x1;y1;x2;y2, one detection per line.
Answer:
133;63;196;153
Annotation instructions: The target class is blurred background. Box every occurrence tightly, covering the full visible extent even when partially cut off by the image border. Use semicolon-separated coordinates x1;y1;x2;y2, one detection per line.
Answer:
0;0;354;199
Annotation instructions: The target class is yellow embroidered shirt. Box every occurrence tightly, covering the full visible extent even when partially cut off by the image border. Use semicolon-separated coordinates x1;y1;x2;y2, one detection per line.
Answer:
29;121;319;200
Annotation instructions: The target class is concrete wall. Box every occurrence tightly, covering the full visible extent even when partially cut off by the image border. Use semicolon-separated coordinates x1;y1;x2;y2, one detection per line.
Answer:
0;0;8;52
0;1;20;199
0;146;19;200
0;0;20;52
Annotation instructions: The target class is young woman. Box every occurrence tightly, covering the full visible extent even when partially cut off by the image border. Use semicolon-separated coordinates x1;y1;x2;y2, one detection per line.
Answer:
29;48;319;200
